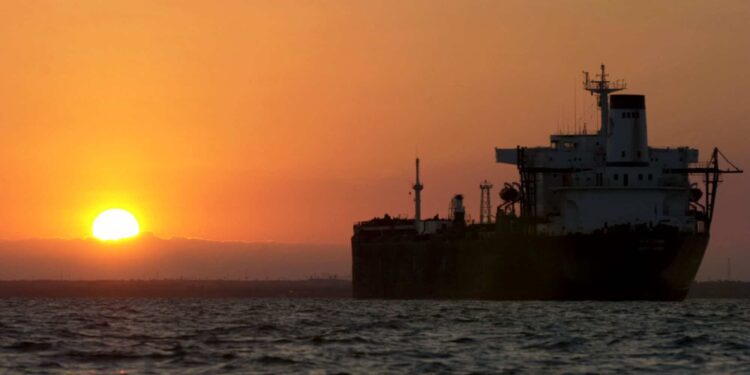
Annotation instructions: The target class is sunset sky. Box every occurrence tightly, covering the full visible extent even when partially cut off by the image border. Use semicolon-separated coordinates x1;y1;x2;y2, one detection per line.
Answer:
0;1;748;279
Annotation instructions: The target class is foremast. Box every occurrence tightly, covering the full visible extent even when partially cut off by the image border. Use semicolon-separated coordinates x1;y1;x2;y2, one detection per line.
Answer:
413;158;423;228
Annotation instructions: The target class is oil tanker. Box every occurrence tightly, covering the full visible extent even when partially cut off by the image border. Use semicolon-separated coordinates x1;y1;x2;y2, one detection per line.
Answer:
352;66;743;300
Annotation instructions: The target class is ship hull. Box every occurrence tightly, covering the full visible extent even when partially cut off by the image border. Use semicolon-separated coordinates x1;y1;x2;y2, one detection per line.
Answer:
352;230;708;301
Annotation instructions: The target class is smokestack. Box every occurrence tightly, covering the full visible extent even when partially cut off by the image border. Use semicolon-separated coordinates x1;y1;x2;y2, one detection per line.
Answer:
607;94;649;166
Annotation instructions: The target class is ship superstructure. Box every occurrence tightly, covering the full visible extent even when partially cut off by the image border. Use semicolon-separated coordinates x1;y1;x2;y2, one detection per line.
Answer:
495;66;740;236
352;66;742;300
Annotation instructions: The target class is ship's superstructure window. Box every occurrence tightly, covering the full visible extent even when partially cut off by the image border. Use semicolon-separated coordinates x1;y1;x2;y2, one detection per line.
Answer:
613;174;619;181
638;174;643;181
624;174;629;186
648;174;653;181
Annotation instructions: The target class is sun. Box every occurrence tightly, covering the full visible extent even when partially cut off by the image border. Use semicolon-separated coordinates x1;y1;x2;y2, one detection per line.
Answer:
92;209;140;241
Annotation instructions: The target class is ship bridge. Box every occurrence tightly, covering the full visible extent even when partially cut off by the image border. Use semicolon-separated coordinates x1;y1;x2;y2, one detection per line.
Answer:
495;66;741;235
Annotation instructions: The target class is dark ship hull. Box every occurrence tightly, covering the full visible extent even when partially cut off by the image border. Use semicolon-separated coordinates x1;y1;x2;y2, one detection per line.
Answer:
352;228;708;301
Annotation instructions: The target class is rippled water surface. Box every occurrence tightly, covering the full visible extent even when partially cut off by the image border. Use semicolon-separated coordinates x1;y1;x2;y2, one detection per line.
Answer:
1;299;748;374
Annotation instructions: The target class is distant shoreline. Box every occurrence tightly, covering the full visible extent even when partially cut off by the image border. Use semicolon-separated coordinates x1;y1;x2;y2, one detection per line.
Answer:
686;281;750;299
0;279;352;299
0;280;747;299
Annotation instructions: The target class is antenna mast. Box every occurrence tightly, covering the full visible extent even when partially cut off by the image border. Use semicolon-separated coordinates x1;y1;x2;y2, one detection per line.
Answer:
413;158;424;227
479;180;493;224
583;64;626;136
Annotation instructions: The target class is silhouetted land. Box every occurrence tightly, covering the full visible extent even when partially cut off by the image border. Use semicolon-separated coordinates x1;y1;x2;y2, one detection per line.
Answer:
0;279;352;298
687;281;750;299
0;280;746;299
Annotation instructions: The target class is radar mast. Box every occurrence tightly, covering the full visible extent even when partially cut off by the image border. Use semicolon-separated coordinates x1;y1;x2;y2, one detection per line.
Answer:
583;64;626;135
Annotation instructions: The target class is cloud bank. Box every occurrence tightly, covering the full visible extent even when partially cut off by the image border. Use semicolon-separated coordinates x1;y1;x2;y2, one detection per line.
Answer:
0;235;349;280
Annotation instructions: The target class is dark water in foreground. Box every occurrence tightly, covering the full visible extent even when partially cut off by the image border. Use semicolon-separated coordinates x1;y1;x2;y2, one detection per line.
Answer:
0;299;748;374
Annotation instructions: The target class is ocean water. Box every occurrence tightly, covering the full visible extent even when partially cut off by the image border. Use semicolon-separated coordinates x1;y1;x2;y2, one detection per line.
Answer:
0;299;748;374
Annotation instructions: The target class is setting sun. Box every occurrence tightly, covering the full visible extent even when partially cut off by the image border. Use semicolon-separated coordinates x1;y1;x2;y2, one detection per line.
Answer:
92;209;141;241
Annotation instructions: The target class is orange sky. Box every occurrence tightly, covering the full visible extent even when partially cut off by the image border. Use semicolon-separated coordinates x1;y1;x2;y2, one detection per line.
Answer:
0;1;748;278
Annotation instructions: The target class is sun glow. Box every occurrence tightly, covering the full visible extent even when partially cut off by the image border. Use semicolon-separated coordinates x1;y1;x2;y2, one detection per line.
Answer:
92;209;140;241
